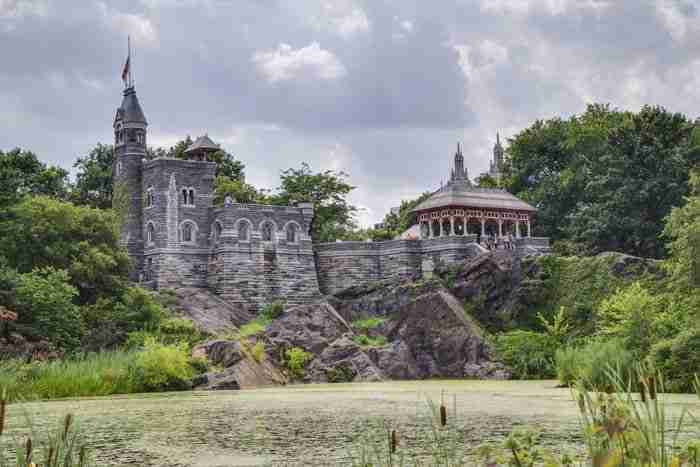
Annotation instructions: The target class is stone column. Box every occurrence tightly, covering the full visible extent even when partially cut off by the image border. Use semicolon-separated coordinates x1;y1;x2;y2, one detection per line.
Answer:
516;220;521;238
449;216;455;236
439;219;444;237
480;218;485;236
498;219;503;237
463;217;467;236
527;220;531;237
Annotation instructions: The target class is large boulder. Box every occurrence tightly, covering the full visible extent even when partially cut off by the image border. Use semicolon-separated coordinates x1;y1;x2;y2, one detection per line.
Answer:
165;287;255;334
371;291;501;379
192;339;286;389
265;302;352;356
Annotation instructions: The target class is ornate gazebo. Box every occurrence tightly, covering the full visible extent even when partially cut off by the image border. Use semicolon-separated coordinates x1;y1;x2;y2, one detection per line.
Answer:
412;143;536;239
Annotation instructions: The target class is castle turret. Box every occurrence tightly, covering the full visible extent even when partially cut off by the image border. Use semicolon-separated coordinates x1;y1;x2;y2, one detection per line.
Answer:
451;142;468;182
488;132;505;181
113;85;148;279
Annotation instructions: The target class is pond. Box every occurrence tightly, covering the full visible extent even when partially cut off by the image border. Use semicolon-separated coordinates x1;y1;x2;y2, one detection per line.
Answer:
4;380;699;466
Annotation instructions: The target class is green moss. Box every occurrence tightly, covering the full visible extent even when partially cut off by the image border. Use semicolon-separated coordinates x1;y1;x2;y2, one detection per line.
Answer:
327;364;355;383
350;317;386;331
352;334;387;348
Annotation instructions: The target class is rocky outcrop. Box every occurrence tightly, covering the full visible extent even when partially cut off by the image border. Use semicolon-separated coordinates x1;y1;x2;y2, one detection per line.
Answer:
165;287;255;334
192;339;286;389
194;285;508;388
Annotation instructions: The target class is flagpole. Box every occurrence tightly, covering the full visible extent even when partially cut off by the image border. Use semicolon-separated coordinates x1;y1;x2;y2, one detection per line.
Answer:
128;35;132;88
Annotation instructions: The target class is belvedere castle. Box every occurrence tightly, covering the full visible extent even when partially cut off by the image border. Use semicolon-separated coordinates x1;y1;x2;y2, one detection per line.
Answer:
113;85;548;311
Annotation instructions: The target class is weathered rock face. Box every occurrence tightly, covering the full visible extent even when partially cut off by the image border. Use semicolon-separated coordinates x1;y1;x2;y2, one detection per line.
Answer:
192;339;286;389
167;287;255;334
194;285;509;388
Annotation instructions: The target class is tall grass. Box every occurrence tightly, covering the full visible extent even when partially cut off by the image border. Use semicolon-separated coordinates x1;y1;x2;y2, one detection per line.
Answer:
0;352;138;402
0;340;197;402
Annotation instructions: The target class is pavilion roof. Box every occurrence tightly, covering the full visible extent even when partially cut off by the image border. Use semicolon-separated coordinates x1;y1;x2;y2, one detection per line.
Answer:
411;179;536;213
185;134;220;153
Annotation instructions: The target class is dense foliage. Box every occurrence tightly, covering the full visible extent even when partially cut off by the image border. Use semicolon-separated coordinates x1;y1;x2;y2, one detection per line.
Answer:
506;104;700;258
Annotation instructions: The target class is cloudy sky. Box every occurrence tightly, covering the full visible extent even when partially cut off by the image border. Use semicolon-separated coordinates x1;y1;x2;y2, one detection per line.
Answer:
2;0;699;226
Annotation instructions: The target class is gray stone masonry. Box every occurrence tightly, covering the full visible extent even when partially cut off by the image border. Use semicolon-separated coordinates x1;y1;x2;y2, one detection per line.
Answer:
314;236;550;296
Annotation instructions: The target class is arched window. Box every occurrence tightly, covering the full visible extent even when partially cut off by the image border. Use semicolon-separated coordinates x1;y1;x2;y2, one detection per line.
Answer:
262;222;274;242
238;221;249;241
182;222;195;243
182;187;195;207
145;257;153;281
147;223;155;244
146;187;154;208
286;223;297;243
213;221;223;241
115;161;122;176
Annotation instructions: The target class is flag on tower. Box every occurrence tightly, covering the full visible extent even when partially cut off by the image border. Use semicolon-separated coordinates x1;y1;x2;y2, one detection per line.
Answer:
121;36;131;86
121;55;130;85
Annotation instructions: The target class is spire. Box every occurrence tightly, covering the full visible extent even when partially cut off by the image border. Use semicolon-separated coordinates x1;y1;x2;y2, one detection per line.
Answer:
451;141;468;182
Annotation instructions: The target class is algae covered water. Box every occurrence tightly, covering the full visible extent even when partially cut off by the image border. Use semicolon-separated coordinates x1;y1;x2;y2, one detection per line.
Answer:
4;380;698;466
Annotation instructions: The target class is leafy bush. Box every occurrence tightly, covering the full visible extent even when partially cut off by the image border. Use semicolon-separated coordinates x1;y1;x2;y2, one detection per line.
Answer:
650;326;700;392
237;318;268;338
14;267;83;351
555;339;634;388
352;334;387;348
494;330;557;379
132;338;193;391
260;301;284;321
125;317;203;349
285;347;312;379
326;364;355;383
597;281;669;356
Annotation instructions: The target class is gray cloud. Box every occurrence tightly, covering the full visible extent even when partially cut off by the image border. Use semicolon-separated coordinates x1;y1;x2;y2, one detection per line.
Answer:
2;0;700;226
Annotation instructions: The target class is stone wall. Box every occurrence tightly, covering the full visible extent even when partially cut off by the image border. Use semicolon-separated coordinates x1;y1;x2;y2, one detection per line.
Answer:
207;203;320;312
314;236;484;295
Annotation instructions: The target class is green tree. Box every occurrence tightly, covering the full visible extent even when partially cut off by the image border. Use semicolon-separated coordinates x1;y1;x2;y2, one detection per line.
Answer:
15;267;83;351
272;163;357;242
474;173;499;188
71;143;115;209
213;176;264;205
0;148;68;205
506;104;699;257
368;192;432;240
0;196;130;304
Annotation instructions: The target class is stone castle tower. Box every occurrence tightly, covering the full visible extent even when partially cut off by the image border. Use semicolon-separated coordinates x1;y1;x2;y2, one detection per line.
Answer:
112;83;321;311
113;86;148;280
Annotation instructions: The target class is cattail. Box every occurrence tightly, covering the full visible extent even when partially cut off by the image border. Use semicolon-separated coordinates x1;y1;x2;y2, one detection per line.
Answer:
640;378;647;403
25;437;33;464
390;429;399;453
649;375;657;400
47;446;55;465
0;396;6;437
79;445;87;466
63;413;73;440
440;404;447;426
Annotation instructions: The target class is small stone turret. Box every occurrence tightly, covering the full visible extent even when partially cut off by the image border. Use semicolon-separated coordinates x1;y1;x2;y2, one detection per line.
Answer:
488;132;506;181
451;142;469;182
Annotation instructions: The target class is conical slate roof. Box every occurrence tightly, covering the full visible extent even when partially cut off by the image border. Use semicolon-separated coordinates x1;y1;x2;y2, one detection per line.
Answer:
412;179;536;213
117;87;147;125
185;134;220;153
